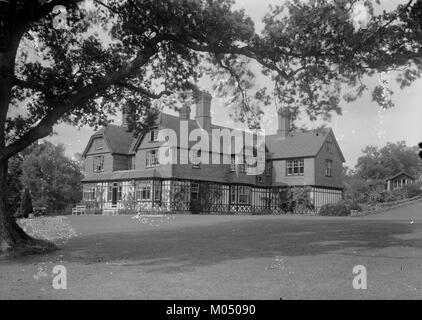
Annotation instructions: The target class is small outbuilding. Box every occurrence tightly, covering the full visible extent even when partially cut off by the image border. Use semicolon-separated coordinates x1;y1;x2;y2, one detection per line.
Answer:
385;171;416;191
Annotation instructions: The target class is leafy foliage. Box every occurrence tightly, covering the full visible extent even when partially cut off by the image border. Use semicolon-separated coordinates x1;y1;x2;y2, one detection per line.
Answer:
318;201;351;216
354;141;422;180
20;141;83;214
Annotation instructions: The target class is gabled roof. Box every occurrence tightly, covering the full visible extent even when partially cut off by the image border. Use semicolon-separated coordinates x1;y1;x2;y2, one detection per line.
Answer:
84;112;345;162
129;113;244;154
385;170;416;182
82;124;134;157
265;128;345;161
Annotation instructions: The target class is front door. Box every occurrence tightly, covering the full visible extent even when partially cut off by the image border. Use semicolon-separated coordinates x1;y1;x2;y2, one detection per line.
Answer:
112;184;118;206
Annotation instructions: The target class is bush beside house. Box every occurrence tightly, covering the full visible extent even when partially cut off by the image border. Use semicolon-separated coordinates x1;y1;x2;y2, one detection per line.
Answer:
318;199;362;216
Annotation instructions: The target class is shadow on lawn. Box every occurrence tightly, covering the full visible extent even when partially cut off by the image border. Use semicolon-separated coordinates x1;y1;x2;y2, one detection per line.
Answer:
9;219;422;272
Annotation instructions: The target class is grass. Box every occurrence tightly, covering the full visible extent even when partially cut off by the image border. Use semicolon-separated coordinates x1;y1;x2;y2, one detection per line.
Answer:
0;205;422;299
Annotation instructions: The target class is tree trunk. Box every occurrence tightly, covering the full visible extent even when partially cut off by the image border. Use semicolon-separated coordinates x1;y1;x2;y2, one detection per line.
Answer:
0;41;56;255
0;159;56;255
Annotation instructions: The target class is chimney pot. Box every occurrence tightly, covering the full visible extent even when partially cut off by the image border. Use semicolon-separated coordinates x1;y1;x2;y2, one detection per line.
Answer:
195;90;212;132
277;108;291;138
122;107;131;131
179;105;191;120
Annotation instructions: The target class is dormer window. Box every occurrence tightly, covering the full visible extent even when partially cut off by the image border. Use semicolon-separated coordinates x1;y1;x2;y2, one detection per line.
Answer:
146;149;159;167
150;128;159;142
95;138;104;150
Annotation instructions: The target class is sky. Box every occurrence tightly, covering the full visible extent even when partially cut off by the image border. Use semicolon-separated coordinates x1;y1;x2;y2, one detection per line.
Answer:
44;0;422;168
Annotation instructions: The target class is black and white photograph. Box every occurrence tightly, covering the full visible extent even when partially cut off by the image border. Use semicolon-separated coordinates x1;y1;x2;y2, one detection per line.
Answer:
0;0;422;305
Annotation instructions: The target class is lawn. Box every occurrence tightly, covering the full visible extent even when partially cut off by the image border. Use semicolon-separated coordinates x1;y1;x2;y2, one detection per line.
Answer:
0;210;422;299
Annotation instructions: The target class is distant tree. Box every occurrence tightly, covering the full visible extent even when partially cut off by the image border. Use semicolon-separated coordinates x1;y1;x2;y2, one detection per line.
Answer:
21;142;83;214
73;152;85;173
19;188;33;219
355;141;422;180
7;154;23;215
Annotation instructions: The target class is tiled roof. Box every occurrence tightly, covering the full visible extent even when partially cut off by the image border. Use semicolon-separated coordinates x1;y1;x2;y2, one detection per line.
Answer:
266;128;332;159
82;169;164;182
129;113;243;154
385;170;416;182
86;113;343;161
102;124;134;155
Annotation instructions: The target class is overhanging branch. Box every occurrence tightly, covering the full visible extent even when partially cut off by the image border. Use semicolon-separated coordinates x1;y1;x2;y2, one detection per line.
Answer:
115;82;172;99
0;43;159;162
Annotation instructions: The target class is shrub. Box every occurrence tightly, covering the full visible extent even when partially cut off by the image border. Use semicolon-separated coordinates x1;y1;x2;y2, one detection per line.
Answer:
270;187;314;214
344;178;386;204
402;182;422;199
318;201;350;216
383;189;403;202
343;199;362;212
290;187;314;214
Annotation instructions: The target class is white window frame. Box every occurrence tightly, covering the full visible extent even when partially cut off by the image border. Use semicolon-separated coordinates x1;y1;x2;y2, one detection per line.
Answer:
238;186;251;204
136;181;151;201
191;183;200;200
94;155;104;172
83;184;95;201
287;159;304;176
146;149;159;167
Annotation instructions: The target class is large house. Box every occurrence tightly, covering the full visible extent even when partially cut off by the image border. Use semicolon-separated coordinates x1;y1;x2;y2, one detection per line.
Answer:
81;91;345;214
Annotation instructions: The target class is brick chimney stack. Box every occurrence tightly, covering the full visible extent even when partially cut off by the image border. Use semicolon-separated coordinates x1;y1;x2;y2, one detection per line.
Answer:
195;91;212;132
277;108;291;138
179;105;191;121
122;107;130;131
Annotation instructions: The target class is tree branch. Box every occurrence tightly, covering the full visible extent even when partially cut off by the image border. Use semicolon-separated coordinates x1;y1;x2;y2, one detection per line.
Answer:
13;77;53;97
0;43;159;161
115;82;172;99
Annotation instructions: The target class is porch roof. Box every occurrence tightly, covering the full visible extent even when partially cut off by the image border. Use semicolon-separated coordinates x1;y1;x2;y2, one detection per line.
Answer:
82;169;162;182
385;170;416;182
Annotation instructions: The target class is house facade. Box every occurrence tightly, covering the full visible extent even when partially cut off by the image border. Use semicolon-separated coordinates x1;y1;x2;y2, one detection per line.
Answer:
81;91;345;214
